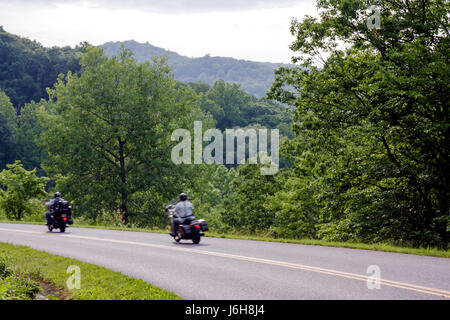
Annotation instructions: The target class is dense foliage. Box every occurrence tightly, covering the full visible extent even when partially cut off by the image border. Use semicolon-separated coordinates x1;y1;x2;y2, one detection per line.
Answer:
0;27;84;109
190;80;292;136
0;161;48;220
0;90;17;169
39;47;208;224
265;0;449;247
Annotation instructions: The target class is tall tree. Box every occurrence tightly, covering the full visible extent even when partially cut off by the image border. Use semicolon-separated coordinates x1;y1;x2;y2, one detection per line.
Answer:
16;100;48;174
40;47;204;224
0;161;48;220
222;162;283;233
268;0;449;246
200;80;250;130
0;90;17;170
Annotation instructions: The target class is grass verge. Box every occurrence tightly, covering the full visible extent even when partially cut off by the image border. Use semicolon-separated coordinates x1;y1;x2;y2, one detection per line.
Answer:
0;242;181;300
1;219;448;258
0;254;41;300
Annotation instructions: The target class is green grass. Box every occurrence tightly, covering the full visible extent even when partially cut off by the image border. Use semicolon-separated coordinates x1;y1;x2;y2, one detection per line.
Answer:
0;254;41;300
1;218;448;258
0;242;181;300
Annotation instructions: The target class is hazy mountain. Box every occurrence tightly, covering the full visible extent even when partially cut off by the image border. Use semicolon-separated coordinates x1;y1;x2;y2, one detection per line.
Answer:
101;40;288;98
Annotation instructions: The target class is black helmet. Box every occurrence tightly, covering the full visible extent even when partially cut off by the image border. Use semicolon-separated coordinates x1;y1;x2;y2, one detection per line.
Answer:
179;193;187;201
54;192;61;198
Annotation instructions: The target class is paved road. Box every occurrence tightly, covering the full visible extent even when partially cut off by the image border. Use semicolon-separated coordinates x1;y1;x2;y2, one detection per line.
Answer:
0;223;449;299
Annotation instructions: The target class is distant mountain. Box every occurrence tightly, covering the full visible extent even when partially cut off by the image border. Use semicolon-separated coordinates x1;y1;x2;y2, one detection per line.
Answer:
101;40;288;98
0;25;288;108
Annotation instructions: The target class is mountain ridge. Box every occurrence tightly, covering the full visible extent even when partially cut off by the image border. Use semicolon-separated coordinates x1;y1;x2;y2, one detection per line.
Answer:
101;40;289;98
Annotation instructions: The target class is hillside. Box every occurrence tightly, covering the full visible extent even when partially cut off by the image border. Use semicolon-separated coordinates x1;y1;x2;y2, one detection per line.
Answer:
0;27;287;107
101;40;287;98
0;27;83;109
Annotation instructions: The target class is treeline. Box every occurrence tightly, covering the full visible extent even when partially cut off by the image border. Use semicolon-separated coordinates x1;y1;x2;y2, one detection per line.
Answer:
0;26;85;109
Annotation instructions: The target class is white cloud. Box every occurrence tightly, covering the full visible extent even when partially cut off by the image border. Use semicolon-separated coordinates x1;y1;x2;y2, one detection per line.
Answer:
0;0;318;63
3;0;309;13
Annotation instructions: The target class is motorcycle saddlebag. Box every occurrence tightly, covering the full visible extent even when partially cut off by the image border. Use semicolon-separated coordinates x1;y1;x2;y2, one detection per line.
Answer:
198;219;208;232
60;201;73;224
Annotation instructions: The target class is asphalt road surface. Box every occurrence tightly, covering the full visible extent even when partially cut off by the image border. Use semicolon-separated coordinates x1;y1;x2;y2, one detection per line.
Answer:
0;223;449;300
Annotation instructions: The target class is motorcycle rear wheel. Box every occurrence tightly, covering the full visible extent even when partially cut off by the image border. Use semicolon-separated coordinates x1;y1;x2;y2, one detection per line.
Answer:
60;225;66;233
192;235;201;244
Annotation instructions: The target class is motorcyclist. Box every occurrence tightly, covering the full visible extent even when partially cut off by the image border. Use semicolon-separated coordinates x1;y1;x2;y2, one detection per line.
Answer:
170;193;194;237
45;192;63;226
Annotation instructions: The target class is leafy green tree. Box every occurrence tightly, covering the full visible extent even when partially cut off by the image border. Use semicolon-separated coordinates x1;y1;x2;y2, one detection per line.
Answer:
0;161;48;220
184;164;237;232
268;0;450;246
186;82;211;95
0;27;83;109
39;47;204;224
200;80;249;130
240;99;293;138
198;80;292;137
264;137;323;239
16;100;48;174
222;161;283;233
0;91;17;170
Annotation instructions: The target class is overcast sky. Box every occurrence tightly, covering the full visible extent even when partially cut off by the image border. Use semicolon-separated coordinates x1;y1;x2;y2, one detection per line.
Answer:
0;0;317;63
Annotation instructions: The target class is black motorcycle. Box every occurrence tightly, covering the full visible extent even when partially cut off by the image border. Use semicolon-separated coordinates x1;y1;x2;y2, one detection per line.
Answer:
47;200;73;233
165;204;208;244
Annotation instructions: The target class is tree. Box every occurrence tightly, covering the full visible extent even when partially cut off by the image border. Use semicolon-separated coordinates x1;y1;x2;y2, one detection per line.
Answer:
200;80;249;130
0;27;83;109
0;91;17;170
222;161;283;233
39;47;204;224
16;100;48;174
198;80;292;137
268;0;449;247
0;161;48;220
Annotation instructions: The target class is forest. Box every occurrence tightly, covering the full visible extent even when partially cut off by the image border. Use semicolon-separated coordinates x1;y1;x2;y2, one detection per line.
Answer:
0;0;448;249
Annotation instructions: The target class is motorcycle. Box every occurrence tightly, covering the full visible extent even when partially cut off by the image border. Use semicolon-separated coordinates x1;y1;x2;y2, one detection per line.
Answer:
165;204;208;244
47;200;73;233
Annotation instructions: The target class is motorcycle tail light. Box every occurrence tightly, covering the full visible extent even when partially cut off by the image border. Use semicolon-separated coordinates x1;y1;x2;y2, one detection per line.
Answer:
63;217;67;221
194;225;201;229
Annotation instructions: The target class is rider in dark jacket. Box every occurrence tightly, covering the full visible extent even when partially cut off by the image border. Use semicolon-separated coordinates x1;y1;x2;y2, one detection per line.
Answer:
45;192;63;225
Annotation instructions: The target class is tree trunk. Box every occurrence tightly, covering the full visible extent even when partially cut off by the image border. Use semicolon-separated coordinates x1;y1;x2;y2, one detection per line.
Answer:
118;137;129;224
120;200;129;225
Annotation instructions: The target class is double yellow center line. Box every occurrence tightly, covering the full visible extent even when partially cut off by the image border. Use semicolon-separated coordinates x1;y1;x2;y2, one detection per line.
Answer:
1;227;449;298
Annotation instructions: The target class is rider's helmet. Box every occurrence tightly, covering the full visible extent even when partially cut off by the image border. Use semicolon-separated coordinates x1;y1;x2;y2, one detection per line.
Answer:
54;192;61;198
179;193;187;201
